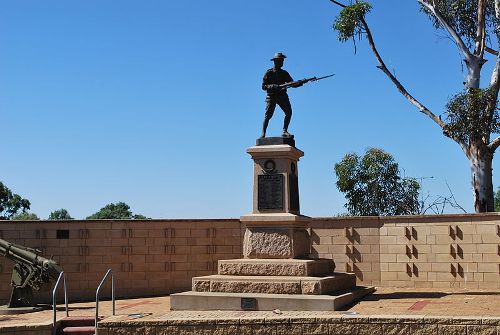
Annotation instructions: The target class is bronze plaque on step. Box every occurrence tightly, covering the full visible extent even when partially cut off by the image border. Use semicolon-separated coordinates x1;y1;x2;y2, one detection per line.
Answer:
241;297;257;311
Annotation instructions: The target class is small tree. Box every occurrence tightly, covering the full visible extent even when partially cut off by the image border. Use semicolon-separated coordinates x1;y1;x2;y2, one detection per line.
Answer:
48;209;73;220
12;212;40;220
335;148;420;216
331;0;500;212
0;181;31;220
86;202;148;220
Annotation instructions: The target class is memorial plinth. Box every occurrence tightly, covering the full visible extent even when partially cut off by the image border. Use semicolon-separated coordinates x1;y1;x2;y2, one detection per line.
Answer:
170;139;374;311
247;143;302;215
241;142;311;259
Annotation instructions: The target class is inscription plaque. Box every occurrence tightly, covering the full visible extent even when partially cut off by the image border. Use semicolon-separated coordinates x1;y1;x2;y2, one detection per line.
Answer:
241;297;257;311
258;174;284;210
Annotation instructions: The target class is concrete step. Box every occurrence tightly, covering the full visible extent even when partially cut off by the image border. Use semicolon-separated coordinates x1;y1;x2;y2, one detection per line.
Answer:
61;326;95;335
218;258;335;276
60;316;95;328
171;286;375;311
192;273;356;295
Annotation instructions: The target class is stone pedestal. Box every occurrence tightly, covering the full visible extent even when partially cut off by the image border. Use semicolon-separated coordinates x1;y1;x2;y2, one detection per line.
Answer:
247;144;303;215
242;143;311;259
170;139;374;311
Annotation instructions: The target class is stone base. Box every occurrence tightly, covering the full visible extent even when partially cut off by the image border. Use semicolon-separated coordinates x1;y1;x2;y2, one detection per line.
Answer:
170;287;375;311
243;227;310;259
241;214;312;259
192;273;356;295
218;259;335;276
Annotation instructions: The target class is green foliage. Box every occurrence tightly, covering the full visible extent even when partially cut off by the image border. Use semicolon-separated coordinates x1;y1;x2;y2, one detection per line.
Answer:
0;181;31;220
420;0;497;49
335;148;420;216
86;202;149;220
444;88;500;143
333;1;372;42
132;214;149;220
12;212;40;220
48;208;73;220
495;187;500;212
87;202;132;219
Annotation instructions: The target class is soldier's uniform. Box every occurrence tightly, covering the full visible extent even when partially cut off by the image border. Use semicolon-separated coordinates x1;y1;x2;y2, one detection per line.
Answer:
261;52;296;137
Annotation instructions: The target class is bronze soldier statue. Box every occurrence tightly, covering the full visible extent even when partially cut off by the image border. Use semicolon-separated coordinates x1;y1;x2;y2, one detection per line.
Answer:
261;52;302;138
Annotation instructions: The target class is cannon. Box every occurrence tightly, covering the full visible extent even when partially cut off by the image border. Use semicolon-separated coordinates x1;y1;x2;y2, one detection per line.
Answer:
0;238;62;307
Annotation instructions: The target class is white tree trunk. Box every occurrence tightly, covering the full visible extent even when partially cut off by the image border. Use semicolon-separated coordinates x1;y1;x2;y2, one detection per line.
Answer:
465;57;484;89
469;144;494;212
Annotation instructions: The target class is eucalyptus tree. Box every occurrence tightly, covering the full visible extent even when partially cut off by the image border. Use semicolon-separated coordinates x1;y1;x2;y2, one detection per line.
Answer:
0;181;31;220
331;0;500;212
335;148;421;216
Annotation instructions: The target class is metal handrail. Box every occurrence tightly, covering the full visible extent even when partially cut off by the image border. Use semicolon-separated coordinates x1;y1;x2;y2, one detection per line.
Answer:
95;269;115;335
52;271;69;335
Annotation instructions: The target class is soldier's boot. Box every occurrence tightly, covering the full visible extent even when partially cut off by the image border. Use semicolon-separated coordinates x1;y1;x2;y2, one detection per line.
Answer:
283;113;292;138
261;120;269;138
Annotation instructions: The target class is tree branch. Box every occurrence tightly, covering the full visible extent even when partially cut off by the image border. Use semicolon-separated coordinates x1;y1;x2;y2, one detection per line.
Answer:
331;0;469;154
418;0;473;62
486;46;499;56
359;17;439;126
488;135;500;151
329;0;346;8
475;0;487;58
360;16;470;152
489;0;500;91
486;0;500;145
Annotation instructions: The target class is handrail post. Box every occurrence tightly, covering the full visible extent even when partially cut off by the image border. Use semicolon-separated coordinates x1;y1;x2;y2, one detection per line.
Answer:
52;272;69;335
95;269;115;335
63;274;69;317
112;273;115;316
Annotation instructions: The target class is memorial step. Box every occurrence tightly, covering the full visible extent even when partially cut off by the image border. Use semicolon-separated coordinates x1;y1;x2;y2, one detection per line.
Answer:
218;258;335;277
171;286;375;311
192;273;356;295
61;326;95;335
60;316;95;328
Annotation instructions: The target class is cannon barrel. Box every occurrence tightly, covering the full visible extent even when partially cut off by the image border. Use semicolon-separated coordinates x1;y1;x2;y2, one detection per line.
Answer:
0;239;62;279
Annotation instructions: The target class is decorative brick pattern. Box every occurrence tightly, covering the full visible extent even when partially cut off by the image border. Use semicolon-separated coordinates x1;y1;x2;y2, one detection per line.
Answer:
311;215;500;289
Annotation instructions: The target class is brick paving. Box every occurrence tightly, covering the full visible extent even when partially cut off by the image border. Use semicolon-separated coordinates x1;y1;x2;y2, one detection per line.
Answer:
0;287;498;330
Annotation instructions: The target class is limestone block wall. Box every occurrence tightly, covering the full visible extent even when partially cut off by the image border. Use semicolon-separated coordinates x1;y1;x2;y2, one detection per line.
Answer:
311;214;500;289
310;217;382;286
0;214;499;304
0;219;242;303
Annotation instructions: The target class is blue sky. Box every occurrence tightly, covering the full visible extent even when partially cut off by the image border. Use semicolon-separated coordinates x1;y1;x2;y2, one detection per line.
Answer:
1;1;497;219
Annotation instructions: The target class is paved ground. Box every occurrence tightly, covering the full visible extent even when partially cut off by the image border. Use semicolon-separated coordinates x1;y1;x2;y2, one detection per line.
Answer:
349;288;500;317
0;288;499;329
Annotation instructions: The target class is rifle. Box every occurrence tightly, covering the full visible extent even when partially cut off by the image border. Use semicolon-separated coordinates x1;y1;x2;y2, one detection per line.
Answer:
279;74;335;89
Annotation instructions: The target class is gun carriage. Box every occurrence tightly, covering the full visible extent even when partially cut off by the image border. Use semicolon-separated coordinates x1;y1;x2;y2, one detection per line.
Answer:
0;238;62;307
